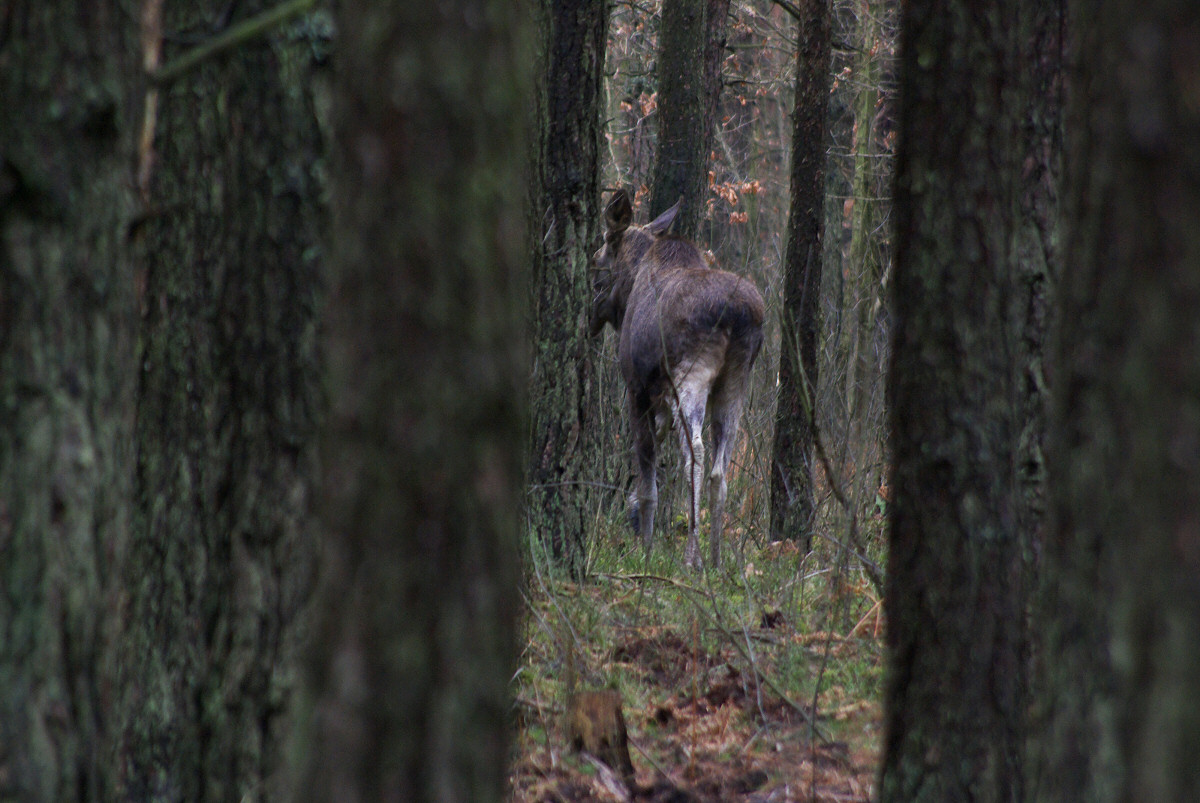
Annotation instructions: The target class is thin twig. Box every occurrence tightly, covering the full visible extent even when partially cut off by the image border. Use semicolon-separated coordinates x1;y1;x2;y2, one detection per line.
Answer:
150;0;319;85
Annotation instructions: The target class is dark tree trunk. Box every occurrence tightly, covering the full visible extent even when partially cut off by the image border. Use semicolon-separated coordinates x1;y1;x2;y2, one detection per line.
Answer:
118;3;323;799
879;0;1029;799
770;0;829;549
293;0;531;799
700;0;732;242
0;4;137;800
1017;5;1063;793
1040;0;1200;798
0;4;136;796
649;0;730;237
528;0;610;575
1013;0;1063;549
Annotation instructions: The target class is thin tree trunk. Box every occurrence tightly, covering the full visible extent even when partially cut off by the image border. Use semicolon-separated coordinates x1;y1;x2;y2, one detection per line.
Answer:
770;0;829;548
0;4;136;799
293;0;531;799
843;0;883;439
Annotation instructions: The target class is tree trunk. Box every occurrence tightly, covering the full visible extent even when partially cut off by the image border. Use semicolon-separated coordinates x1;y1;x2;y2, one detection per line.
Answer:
293;0;531;799
649;0;730;237
528;0;610;575
879;0;1029;799
118;3;323;799
770;0;829;549
0;4;137;800
1013;0;1062;551
1040;0;1200;798
1016;6;1063;792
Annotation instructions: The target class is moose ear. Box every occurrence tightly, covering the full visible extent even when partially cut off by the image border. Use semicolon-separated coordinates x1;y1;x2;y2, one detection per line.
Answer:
604;189;634;235
647;197;683;236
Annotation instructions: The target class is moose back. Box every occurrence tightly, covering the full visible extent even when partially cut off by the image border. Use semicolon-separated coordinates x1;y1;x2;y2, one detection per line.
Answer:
590;189;764;569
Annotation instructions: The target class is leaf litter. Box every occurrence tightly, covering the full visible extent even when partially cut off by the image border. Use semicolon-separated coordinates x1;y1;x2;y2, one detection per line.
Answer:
510;574;882;802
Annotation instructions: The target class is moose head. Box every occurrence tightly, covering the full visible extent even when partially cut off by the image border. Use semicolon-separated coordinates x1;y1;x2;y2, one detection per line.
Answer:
589;189;765;569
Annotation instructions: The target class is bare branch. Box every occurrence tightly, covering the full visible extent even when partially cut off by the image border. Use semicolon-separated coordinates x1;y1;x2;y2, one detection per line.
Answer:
772;0;803;23
150;0;319;85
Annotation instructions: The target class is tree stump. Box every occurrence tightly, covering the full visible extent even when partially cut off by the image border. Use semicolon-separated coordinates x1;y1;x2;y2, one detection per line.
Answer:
566;689;636;782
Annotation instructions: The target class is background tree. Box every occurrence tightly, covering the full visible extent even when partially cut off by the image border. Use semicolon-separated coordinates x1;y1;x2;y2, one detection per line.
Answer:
294;0;531;799
1040;0;1200;798
528;0;611;575
835;0;893;522
117;3;324;799
649;0;731;236
879;0;1030;798
0;4;137;799
770;0;830;549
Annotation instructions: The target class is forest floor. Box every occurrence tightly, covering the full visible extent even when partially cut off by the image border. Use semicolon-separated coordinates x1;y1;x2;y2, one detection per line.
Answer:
509;519;885;802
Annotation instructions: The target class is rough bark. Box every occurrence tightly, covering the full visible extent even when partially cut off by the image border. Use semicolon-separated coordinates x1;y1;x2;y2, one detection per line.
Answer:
649;0;730;238
294;0;531;799
1040;0;1200;799
1017;4;1063;792
0;4;136;800
528;0;610;575
879;0;1028;799
770;0;829;548
1013;0;1062;550
118;3;323;799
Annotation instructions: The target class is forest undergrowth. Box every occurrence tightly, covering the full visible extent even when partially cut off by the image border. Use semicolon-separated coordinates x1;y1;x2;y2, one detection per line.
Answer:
511;503;886;802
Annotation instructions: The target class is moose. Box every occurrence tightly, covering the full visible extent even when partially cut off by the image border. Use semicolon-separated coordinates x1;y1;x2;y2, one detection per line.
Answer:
590;189;765;569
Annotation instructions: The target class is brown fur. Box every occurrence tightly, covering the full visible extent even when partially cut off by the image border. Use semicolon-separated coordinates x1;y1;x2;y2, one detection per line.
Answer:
590;189;765;568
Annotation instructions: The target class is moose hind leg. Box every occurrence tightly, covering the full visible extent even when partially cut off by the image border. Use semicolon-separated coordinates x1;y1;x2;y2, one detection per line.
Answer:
631;416;658;556
707;394;745;569
675;392;708;570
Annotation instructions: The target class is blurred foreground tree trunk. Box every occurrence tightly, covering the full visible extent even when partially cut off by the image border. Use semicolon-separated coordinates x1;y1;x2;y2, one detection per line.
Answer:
1017;5;1062;791
1039;0;1200;798
294;0;531;800
0;4;136;799
649;0;731;237
1013;0;1062;557
770;0;830;550
528;0;610;576
879;0;1030;799
119;3;324;799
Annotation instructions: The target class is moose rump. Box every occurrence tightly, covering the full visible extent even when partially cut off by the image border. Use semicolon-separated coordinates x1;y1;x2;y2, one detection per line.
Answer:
590;189;764;569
